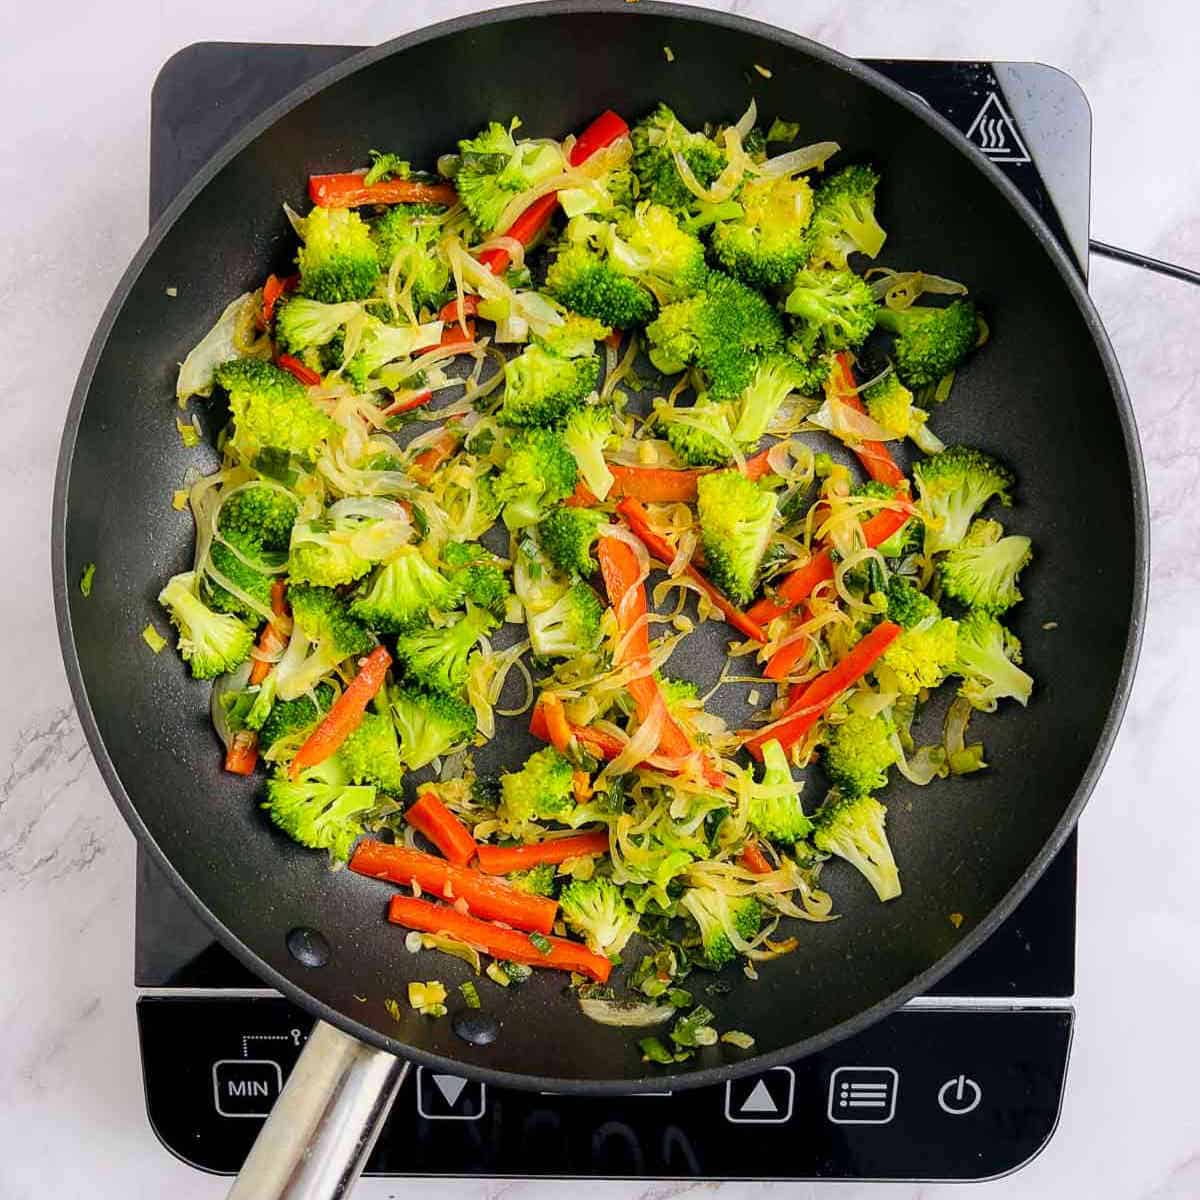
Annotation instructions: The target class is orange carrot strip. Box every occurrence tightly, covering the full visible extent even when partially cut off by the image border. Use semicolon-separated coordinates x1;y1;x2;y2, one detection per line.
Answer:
405;792;478;866
224;730;258;775
475;831;612;875
249;579;289;687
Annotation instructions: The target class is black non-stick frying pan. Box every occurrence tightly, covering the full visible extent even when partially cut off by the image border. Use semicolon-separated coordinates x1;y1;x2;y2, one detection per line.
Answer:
53;2;1147;1194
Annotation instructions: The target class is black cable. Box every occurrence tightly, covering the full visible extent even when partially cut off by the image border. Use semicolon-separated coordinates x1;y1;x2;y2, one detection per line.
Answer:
1089;239;1200;287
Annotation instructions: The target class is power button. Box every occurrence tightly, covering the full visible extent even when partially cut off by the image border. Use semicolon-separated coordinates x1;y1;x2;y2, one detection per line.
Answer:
937;1074;982;1116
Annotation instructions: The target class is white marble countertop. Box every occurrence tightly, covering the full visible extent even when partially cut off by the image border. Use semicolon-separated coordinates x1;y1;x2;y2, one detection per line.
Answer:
3;1;1198;1196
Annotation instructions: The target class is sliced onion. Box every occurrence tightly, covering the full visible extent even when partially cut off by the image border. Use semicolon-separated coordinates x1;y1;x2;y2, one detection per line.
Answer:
868;268;968;308
328;497;412;522
808;395;901;443
600;697;665;781
733;98;758;140
177;293;255;403
579;997;675;1028
210;661;253;751
758;141;840;178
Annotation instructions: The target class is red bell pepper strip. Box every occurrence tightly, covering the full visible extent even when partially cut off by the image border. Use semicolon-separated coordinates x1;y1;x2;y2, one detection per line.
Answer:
288;646;392;779
762;608;814;682
249;579;290;687
573;448;777;507
350;841;556;934
743;621;902;759
828;352;906;488
569;109;629;166
405;792;478;866
739;842;774;875
746;505;911;626
408;425;463;485
387;894;612;983
528;699;627;760
417;319;476;356
380;389;434;417
276;353;322;387
308;173;458;209
604;329;623;351
437;294;480;325
539;694;574;755
616;498;766;644
224;730;258;776
475;831;612;875
260;273;298;329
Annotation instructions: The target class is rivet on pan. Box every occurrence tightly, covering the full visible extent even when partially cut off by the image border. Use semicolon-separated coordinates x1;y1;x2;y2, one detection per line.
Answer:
286;926;331;968
453;1010;500;1046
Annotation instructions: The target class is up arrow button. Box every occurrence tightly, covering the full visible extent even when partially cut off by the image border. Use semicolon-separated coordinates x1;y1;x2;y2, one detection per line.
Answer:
724;1067;795;1124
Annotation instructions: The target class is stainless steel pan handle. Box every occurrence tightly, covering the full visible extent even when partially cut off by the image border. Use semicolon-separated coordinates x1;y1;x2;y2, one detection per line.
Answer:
226;1020;407;1200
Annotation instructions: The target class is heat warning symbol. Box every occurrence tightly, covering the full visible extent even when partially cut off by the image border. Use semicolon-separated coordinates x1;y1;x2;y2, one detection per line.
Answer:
964;92;1031;165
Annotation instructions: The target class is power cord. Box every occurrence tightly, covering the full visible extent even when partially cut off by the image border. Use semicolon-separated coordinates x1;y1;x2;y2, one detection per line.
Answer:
1090;240;1200;287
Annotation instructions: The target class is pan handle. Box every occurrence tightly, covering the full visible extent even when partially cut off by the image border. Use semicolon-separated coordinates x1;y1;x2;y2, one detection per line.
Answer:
226;1019;408;1200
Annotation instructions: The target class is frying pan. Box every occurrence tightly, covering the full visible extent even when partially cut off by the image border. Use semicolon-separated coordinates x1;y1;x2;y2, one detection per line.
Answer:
52;3;1147;1195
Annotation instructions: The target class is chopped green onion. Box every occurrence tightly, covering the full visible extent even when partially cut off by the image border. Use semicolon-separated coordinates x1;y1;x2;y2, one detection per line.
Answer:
502;961;533;983
485;961;511;987
175;416;200;447
721;1030;756;1050
142;624;167;653
766;118;801;142
670;1005;717;1048
666;988;692;1009
79;563;96;597
383;998;402;1022
528;932;552;956
638;1036;676;1065
460;981;481;1009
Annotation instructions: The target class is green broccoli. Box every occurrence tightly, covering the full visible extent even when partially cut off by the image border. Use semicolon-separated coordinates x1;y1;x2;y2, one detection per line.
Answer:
441;542;511;616
274;297;362;357
214;359;338;463
631;103;726;212
262;756;376;863
861;370;919;437
527;581;604;659
538;506;606;576
544;242;656;330
562;404;617;501
494;428;579;529
954;610;1034;709
812;791;901;901
287;516;375;587
507;862;558;897
746;738;813;845
158;571;254;679
696;470;777;606
711;174;815;287
395;608;497;695
534;314;611;359
203;538;276;617
390;685;476;770
274;584;374;701
806;165;887;269
257;683;334;751
647;270;785;399
823;713;898;796
784;268;878;358
609;202;708;303
498;343;600;427
733;351;817;446
295;206;380;303
362;150;410;185
370;202;450;312
881;615;960;695
657;675;699;713
350;546;462;633
913;445;1014;555
662;396;737;467
453;119;562;234
559;877;640;958
679;886;763;970
497;747;575;835
938;519;1032;614
884;574;939;629
875;299;979;388
338;709;406;792
219;484;298;552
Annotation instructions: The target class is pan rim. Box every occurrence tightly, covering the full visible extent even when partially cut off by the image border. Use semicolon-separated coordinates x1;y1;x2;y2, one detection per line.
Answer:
52;0;1148;1095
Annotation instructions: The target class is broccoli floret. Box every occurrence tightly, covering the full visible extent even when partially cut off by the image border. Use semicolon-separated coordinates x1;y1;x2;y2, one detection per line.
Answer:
875;299;979;388
679;886;762;970
747;738;813;845
494;428;579;529
338;710;405;792
657;674;699;711
647;271;785;399
219;484;298;552
539;506;606;576
204;538;275;617
954;610;1034;709
507;862;558;897
610;202;709;303
861;369;920;437
390;685;476;770
881;615;960;695
784;268;878;358
441;542;510;616
913;445;1014;555
350;546;462;633
884;575;939;629
806;165;887;269
214;359;338;463
545;242;655;330
363;151;410;185
938;519;1032;614
158;571;254;679
812;791;901;901
527;581;604;660
560;877;639;958
274;584;374;701
395;608;497;695
733;351;816;446
498;343;600;428
453;119;562;234
631;103;726;212
498;747;575;834
287;516;375;587
274;297;362;357
296;206;381;304
534;314;611;359
662;396;737;467
696;470;777;606
258;683;334;751
562;404;616;501
262;757;376;863
711;174;815;287
370;203;449;312
823;714;898;796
